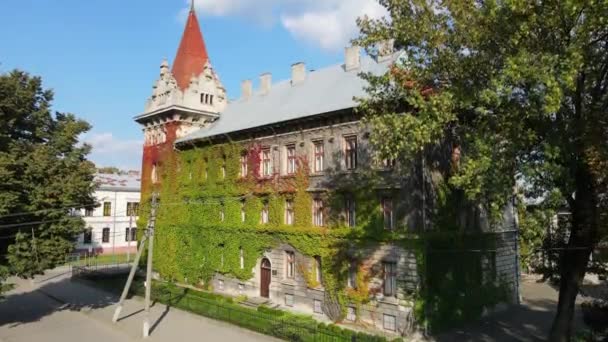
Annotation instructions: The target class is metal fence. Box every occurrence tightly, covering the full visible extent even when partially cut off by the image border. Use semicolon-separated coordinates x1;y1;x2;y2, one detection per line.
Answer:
146;285;393;342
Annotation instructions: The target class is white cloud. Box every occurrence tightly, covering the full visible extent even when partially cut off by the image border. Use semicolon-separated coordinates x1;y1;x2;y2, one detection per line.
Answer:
82;132;142;171
190;0;387;51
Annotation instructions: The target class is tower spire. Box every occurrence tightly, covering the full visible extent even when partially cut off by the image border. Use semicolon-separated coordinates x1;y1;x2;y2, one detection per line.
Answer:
171;2;209;91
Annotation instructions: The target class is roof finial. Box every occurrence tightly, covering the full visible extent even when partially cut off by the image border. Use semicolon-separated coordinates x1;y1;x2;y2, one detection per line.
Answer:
190;0;195;12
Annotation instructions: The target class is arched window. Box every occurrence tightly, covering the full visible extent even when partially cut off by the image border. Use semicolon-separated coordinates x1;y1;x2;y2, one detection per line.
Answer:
102;228;110;243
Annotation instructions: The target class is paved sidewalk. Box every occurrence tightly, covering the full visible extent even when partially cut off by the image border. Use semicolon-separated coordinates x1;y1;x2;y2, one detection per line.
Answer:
435;276;586;342
0;269;277;342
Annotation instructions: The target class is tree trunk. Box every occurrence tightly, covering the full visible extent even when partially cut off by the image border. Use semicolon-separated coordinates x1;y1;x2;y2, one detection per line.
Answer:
548;165;598;342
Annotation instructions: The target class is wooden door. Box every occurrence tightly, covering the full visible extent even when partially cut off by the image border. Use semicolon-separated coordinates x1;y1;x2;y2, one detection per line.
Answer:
260;258;271;298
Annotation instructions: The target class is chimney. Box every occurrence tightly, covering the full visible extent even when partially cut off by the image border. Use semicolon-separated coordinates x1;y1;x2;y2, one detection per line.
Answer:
291;62;306;85
260;73;272;95
241;79;252;99
377;39;395;62
344;45;360;71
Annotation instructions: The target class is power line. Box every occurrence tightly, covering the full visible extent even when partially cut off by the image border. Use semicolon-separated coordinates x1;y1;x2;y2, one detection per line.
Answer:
0;201;99;220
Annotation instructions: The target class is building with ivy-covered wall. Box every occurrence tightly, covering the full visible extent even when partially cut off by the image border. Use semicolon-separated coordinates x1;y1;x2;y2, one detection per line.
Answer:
133;6;520;335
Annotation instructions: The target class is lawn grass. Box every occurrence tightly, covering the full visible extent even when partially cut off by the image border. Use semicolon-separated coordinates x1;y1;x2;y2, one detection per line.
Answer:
66;253;133;267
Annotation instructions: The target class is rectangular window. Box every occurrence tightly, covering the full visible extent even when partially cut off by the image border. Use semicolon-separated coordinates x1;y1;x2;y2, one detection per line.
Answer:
285;251;295;279
382;197;394;230
84;207;94;217
313;141;324;173
261;201;269;224
262;148;272;176
313;199;324;227
382;158;396;169
240;154;248;178
313;299;323;314
241;200;246;222
126;202;139;217
240;248;244;269
314;256;322;283
346;307;356;322
285;200;294;225
286;144;296;175
103;202;112;217
347;262;357;289
130;228;137;241
102;228;110;243
83;230;92;244
383;314;396;331
125;228;130;242
383;262;397;297
285;293;294;307
345;196;356;227
344;136;357;170
221;155;227;179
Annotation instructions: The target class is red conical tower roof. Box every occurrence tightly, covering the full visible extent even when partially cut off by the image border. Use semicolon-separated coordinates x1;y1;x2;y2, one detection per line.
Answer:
172;6;209;91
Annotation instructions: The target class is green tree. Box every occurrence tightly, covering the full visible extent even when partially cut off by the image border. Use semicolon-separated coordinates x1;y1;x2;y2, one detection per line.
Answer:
0;70;95;291
356;1;607;340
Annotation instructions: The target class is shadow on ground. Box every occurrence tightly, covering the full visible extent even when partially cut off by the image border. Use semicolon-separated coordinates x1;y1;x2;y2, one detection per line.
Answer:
435;299;556;342
0;277;118;328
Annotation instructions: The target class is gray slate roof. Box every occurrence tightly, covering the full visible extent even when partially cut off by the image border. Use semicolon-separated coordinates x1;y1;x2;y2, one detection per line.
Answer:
176;54;394;144
95;173;141;192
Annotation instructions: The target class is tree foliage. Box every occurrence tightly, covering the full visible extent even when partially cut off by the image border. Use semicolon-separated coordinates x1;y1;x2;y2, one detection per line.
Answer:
355;1;607;340
0;70;95;286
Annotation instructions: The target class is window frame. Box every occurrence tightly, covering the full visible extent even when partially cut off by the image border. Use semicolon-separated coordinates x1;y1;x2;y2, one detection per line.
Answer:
314;256;322;283
345;195;356;228
261;201;269;224
344;135;358;170
102;227;110;243
261;148;272;177
383;314;397;331
285;251;295;279
382;197;394;231
313;299;323;314
286;144;296;175
130;227;137;241
83;229;92;244
103;202;112;217
126;202;139;217
313;141;324;173
285;199;294;225
240;153;248;178
383;261;397;297
347;262;357;289
313;198;324;227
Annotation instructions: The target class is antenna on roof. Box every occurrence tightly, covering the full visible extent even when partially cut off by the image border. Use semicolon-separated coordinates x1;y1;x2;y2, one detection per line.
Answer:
190;0;195;12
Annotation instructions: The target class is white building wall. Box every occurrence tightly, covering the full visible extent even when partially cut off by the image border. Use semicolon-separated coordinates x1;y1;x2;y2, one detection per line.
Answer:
75;188;140;255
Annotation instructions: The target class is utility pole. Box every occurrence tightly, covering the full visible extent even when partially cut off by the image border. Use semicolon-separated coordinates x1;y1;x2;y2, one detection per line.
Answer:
112;191;117;263
112;193;158;340
142;193;157;338
127;214;133;263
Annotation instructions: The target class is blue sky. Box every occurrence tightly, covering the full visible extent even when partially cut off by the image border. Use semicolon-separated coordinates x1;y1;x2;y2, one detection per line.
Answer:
0;0;385;170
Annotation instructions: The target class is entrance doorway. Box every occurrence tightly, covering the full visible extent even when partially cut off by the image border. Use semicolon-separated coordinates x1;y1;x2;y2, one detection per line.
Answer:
260;258;271;298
